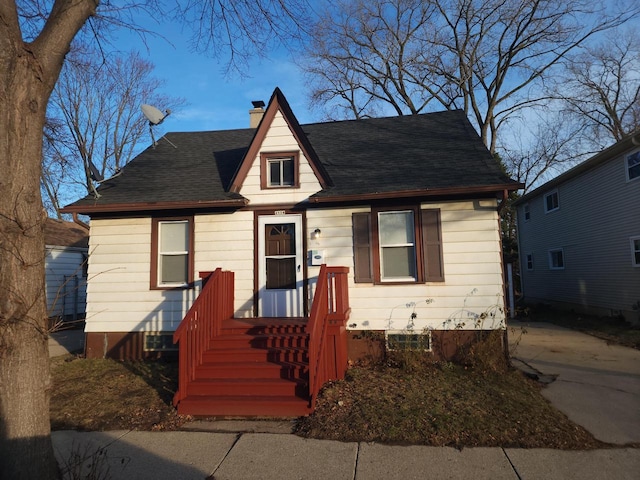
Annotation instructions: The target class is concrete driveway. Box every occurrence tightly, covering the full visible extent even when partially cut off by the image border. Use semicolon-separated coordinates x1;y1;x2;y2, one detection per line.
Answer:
508;320;640;445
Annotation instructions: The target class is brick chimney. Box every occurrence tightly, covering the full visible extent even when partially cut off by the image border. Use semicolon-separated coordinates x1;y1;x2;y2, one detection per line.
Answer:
249;100;265;128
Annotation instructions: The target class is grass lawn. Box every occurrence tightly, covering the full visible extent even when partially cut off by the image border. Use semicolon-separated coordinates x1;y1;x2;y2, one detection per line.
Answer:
50;357;186;431
51;311;635;448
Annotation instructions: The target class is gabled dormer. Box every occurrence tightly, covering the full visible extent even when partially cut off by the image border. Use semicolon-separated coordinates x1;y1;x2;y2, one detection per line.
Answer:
230;88;332;205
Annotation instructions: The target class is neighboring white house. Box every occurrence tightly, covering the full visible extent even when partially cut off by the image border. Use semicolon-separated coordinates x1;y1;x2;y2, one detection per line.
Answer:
62;88;522;359
515;132;640;323
44;218;89;322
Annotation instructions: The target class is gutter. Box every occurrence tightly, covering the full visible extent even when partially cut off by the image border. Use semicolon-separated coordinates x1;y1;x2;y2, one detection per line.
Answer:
308;183;523;204
61;198;249;215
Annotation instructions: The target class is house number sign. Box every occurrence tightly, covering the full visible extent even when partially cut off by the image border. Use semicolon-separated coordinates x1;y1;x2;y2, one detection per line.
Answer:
274;210;286;215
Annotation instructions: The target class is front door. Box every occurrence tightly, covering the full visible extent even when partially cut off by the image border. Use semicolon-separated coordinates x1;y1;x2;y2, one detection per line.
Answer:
257;214;304;317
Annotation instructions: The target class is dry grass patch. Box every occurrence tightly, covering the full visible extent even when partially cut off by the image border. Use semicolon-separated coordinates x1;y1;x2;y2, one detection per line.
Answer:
295;338;605;449
50;356;187;431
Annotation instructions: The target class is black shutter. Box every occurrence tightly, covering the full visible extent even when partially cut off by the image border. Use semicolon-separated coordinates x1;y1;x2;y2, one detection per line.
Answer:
421;209;444;282
352;212;373;283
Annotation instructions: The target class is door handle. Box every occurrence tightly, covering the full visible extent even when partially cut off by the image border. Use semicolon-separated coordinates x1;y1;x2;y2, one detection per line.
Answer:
297;265;301;272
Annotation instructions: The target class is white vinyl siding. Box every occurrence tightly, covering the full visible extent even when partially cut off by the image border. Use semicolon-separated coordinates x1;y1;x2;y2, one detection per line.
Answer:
306;199;506;332
518;148;640;319
45;246;87;318
195;212;255;318
239;111;322;204
85;218;199;333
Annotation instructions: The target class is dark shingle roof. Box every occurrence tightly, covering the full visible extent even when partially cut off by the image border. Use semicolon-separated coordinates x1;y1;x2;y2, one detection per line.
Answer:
303;110;513;198
64;109;518;212
45;218;89;248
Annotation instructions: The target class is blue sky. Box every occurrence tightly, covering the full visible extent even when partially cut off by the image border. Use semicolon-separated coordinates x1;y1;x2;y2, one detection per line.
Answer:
114;19;315;134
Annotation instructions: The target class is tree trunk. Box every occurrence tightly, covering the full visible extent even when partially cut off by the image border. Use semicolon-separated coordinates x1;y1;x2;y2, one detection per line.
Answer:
0;56;60;480
0;0;97;474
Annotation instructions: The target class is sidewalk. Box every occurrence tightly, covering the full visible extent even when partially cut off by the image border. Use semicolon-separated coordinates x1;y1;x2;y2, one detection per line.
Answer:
52;427;640;480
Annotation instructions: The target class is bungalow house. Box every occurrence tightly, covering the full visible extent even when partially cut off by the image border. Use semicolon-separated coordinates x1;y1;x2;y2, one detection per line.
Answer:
62;88;521;416
44;218;89;324
514;132;640;323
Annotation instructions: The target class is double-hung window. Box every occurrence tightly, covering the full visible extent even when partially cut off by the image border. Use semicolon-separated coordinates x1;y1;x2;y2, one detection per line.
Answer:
548;248;564;270
631;236;640;267
544;190;559;213
261;152;299;188
378;210;417;281
353;207;444;284
151;217;194;288
627;151;640;181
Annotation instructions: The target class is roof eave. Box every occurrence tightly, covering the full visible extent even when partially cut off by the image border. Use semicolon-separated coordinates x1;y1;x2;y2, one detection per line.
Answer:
514;131;640;205
61;198;249;215
308;183;523;203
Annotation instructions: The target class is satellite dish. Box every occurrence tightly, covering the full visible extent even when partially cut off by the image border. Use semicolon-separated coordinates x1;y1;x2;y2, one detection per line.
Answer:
142;104;170;125
141;104;174;148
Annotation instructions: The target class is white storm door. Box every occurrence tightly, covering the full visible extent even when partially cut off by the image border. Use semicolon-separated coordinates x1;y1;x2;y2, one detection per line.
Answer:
258;214;304;317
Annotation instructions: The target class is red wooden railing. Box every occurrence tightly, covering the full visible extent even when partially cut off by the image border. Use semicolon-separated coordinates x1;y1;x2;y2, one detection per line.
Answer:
173;268;234;406
306;265;351;410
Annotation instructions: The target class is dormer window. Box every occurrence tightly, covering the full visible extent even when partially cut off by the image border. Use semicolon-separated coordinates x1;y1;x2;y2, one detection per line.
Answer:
261;152;299;189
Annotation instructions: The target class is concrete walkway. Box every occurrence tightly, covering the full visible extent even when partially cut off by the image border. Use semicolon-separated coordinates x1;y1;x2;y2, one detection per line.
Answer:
49;328;85;357
49;322;640;479
52;428;640;480
508;320;640;445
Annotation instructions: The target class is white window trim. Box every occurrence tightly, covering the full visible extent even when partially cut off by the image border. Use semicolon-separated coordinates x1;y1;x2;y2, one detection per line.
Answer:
544;190;559;213
378;210;417;282
631;236;640;267
267;156;295;187
158;220;189;287
548;248;565;270
626;150;640;182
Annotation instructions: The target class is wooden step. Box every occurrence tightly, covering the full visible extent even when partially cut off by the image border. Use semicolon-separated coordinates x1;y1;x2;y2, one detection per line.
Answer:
176;395;312;417
195;361;308;380
186;378;307;397
202;346;309;364
209;333;309;350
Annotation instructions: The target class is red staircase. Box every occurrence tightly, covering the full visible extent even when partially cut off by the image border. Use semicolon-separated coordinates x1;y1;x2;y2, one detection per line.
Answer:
173;266;350;418
175;317;312;417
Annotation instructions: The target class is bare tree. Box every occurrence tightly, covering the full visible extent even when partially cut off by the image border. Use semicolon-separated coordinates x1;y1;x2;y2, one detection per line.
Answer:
556;28;640;149
301;0;639;154
176;0;312;73
43;47;183;213
0;1;308;478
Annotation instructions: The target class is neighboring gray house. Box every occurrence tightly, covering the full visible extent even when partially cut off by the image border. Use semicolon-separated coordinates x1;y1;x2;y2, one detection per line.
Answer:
515;132;640;323
45;218;89;321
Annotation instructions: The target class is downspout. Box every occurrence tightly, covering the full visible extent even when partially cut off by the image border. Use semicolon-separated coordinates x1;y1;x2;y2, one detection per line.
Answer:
72;212;89;230
496;188;511;361
497;189;509;213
